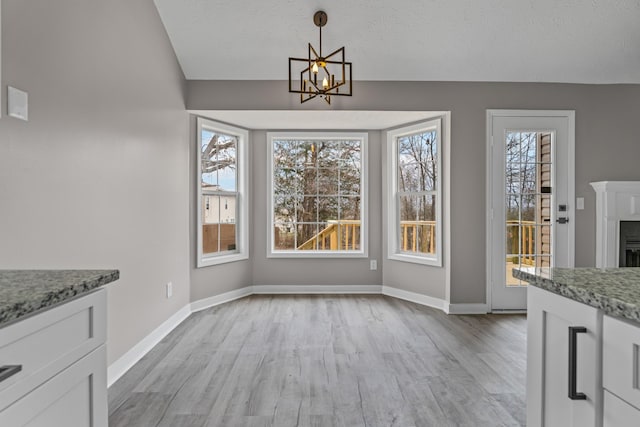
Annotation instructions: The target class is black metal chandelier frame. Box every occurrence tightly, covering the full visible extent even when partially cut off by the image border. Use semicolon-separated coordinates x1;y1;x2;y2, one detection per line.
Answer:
288;11;353;105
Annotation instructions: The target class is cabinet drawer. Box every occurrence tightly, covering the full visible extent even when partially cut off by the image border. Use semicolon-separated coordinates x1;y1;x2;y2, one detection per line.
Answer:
0;289;106;410
604;390;640;427
603;314;640;410
0;345;107;427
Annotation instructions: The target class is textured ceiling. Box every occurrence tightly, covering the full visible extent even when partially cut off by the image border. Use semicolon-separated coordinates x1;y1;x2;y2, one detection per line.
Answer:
154;0;640;84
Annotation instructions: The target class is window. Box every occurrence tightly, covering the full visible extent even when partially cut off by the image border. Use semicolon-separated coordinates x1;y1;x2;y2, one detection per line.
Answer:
268;132;367;257
197;118;248;267
387;118;442;266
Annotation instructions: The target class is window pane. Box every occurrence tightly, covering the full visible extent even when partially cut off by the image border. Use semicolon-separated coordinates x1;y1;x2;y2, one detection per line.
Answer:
202;223;220;254
317;168;339;195
398;130;437;192
339;196;361;221
271;136;363;253
297;195;318;223
340;140;361;163
398;194;436;254
317;196;339;222
219;195;236;225
203;195;220;225
296;223;319;250
399;195;418;222
274;223;296;250
317;141;340;167
274;195;301;223
416;222;436;254
273;163;303;195
300;166;319;196
417;195;436;222
202;194;237;255
201;129;236;191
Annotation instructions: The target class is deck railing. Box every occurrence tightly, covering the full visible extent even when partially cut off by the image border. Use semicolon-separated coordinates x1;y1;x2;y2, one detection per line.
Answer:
297;220;436;253
400;220;436;254
297;220;361;250
507;220;536;265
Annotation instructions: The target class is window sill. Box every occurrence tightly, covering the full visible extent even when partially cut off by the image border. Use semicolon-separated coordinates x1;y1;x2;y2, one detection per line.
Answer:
388;253;442;267
197;251;248;268
267;250;368;259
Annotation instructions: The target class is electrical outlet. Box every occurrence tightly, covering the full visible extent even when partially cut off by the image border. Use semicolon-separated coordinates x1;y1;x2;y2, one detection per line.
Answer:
166;282;173;298
370;260;377;270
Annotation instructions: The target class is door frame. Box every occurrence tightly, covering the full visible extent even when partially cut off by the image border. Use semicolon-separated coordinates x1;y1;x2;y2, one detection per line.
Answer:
486;110;575;312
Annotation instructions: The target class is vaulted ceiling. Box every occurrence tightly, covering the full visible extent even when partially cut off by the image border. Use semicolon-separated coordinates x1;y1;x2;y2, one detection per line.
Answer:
154;0;640;84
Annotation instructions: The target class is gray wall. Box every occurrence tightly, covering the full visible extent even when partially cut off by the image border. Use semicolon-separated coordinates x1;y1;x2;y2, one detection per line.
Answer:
0;0;190;364
188;80;640;304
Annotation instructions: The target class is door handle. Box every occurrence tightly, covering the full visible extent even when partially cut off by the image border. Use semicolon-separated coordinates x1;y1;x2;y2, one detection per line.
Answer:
0;365;22;383
557;217;570;224
568;326;587;400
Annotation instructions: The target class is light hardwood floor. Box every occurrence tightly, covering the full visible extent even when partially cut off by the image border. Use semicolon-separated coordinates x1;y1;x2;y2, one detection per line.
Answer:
108;295;526;426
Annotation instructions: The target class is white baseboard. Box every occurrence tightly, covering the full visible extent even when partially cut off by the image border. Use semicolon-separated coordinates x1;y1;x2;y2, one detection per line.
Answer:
107;304;191;387
381;285;446;310
252;284;382;294
190;286;253;313
444;303;489;314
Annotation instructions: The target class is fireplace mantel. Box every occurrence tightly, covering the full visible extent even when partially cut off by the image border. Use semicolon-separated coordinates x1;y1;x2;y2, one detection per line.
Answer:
591;181;640;267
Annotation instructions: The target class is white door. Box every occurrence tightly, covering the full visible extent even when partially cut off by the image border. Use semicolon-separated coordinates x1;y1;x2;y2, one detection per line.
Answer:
487;110;575;311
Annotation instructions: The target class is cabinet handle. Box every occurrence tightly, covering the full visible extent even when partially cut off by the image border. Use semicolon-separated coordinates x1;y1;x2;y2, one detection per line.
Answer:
568;326;587;400
0;365;22;383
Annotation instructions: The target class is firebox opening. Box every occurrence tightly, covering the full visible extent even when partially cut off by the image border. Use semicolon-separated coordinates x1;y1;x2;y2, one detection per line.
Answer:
619;221;640;267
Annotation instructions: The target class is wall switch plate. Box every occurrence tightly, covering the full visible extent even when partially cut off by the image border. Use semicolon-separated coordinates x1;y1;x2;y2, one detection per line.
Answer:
577;197;585;210
8;86;28;121
370;260;377;270
166;282;173;298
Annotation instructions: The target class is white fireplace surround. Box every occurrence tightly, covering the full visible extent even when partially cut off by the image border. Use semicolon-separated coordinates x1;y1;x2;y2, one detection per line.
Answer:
591;181;640;268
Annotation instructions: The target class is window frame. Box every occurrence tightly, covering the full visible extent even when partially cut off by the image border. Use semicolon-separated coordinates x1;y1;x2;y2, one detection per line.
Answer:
387;118;443;266
196;117;249;267
267;131;368;258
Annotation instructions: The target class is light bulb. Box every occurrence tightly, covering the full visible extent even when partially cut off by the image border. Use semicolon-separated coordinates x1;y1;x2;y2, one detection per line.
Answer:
322;77;329;89
312;62;319;74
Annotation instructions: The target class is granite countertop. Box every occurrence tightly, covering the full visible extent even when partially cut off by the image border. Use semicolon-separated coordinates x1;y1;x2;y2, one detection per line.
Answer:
514;267;640;324
0;270;119;328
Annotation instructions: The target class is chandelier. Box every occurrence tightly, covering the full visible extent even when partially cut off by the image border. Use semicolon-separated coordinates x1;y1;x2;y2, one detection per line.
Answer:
288;11;353;105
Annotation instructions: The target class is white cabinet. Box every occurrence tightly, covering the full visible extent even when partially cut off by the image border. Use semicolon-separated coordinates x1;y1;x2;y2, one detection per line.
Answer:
602;315;640;426
527;285;602;427
603;391;640;427
0;289;107;426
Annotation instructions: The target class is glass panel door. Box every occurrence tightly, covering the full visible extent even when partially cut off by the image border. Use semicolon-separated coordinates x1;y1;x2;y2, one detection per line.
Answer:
505;131;553;286
489;112;574;311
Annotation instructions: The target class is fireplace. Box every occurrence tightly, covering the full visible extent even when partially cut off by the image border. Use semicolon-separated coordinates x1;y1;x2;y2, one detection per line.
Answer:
619;221;640;267
591;181;640;268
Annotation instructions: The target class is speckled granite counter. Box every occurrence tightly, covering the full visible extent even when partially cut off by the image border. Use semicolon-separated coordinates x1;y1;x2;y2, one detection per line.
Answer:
514;267;640;324
0;270;119;327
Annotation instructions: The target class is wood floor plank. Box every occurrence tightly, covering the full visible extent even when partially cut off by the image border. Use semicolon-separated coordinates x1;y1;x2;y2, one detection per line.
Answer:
109;295;526;426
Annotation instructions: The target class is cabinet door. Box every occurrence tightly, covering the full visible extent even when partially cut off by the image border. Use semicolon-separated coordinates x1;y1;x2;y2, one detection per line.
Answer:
0;345;107;427
527;286;602;427
603;390;640;427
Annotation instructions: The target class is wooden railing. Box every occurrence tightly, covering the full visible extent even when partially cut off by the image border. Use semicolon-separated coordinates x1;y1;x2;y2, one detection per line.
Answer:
297;220;436;253
400;220;436;254
507;220;536;265
297;220;361;250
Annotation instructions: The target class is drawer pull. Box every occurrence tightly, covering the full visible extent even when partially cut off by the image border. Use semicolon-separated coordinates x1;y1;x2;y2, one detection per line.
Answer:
0;365;22;383
569;326;587;400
